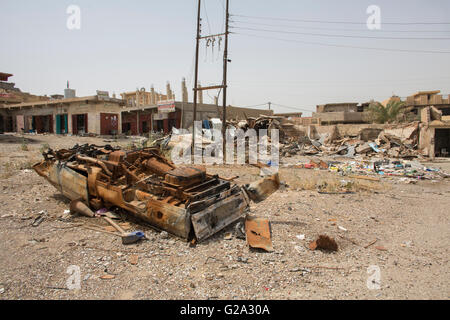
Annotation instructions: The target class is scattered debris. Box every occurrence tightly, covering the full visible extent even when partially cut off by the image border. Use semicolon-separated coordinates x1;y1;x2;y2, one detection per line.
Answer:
245;216;273;252
309;235;338;252
159;231;169;240
364;239;378;249
224;232;233;240
128;254;139;265
31;216;45;227
281;123;422;159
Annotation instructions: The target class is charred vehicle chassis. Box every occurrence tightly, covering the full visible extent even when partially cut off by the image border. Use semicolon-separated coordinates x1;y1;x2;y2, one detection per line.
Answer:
33;144;279;242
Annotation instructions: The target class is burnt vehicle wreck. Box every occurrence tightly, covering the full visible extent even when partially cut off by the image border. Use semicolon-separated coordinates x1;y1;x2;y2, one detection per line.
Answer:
33;144;279;242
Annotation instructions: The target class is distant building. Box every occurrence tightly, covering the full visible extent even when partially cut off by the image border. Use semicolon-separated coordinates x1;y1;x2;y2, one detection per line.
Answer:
403;90;450;121
274;112;303;119
120;78;274;135
0;72;49;132
313;103;368;125
3;94;126;135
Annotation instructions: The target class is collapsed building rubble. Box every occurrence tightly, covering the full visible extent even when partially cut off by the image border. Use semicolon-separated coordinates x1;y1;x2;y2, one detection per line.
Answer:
33;144;280;242
280;122;422;159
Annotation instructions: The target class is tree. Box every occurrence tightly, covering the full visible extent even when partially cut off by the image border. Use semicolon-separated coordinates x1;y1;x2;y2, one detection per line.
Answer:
367;100;405;124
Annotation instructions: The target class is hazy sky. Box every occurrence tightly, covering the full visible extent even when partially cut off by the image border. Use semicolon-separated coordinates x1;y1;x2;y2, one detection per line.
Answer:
1;0;450;115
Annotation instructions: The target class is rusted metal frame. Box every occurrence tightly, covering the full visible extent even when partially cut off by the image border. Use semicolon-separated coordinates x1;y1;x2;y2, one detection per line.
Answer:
184;176;220;193
188;180;230;202
190;191;248;242
76;155;112;176
142;197;191;239
120;163;140;185
188;184;241;213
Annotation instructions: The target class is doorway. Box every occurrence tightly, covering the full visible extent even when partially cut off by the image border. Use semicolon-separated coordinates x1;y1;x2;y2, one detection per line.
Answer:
435;128;450;157
56;114;68;134
72;114;88;135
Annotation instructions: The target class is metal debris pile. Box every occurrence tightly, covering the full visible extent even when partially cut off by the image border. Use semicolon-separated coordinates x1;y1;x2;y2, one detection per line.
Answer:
33;144;280;244
230;115;283;133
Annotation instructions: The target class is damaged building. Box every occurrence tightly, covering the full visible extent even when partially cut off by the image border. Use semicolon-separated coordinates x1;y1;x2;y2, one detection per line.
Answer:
1;75;273;136
0;72;49;133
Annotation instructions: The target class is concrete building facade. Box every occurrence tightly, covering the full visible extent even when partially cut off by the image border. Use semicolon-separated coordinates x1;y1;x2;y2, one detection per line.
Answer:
3;95;127;135
313;103;368;125
2;76;273;136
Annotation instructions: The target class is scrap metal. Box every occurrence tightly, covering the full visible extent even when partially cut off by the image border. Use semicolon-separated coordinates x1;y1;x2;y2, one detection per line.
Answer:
33;144;279;242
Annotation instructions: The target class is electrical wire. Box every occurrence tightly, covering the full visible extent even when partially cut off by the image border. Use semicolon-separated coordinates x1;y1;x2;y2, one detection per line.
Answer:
238;102;273;108
231;14;450;25
232;19;450;33
271;103;314;113
203;0;212;35
235;32;450;54
231;26;450;40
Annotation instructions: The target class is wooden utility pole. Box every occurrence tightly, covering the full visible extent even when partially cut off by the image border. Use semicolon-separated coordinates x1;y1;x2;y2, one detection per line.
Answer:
222;0;230;157
193;0;202;149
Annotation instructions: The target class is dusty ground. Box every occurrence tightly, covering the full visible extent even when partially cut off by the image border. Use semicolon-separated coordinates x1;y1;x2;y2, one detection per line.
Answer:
0;133;449;300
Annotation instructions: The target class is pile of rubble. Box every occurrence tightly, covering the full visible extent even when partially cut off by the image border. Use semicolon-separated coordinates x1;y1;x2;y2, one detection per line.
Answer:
281;123;422;160
230;115;282;132
291;157;449;181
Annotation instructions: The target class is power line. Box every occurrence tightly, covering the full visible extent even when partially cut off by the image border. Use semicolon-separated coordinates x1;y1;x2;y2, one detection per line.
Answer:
232;19;450;33
232;75;450;84
231;14;450;25
236;32;450;54
238;102;270;108
271;103;314;113
231;26;450;40
203;0;212;34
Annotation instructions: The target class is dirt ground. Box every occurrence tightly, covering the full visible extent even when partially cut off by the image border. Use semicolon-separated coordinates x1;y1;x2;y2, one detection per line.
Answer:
0;133;449;300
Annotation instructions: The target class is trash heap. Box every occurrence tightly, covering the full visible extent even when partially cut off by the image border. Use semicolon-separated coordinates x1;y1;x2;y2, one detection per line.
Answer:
293;157;449;181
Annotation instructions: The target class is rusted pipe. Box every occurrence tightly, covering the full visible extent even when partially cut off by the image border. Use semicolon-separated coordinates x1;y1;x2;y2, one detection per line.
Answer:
76;155;113;176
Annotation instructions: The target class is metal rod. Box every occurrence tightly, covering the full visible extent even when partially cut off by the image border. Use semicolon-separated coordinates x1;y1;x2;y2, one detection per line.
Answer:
194;85;226;91
193;0;201;153
199;32;227;40
222;0;230;158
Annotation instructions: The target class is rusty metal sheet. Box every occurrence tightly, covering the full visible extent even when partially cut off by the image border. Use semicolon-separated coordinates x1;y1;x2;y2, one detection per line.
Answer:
191;191;248;242
245;216;273;252
142;198;191;239
34;162;89;202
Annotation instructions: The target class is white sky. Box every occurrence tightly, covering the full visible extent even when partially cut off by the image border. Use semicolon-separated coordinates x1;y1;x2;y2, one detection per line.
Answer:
1;0;450;116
